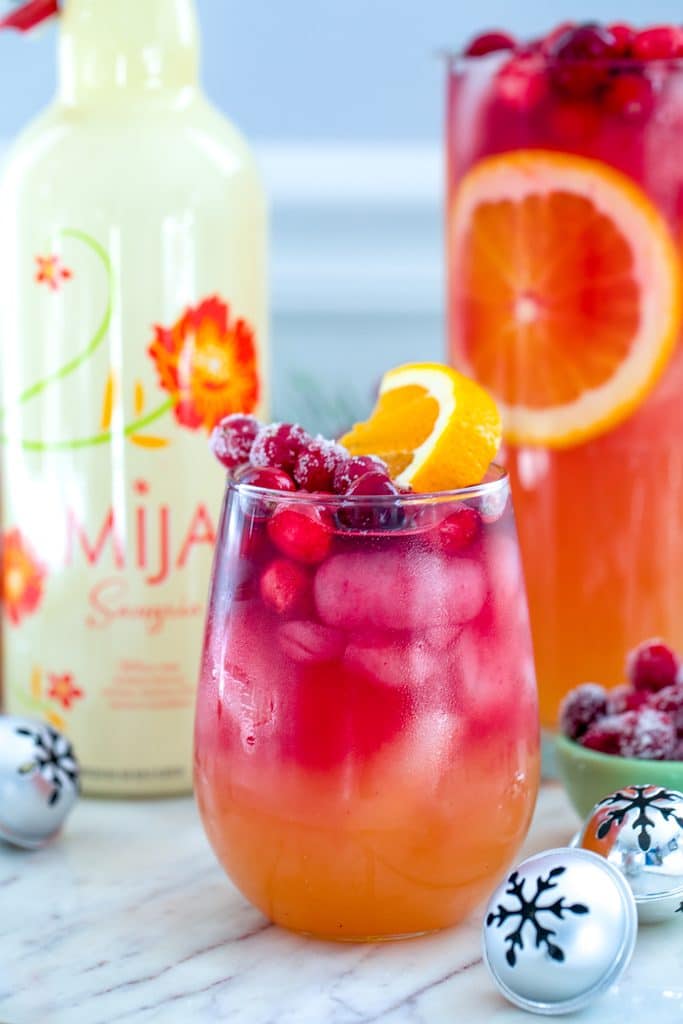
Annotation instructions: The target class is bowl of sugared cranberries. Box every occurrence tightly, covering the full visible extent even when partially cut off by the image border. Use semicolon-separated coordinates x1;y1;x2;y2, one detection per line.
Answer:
555;639;683;817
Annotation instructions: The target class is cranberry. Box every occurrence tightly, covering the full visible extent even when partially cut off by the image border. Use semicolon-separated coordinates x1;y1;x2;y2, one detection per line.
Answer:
649;684;683;735
237;466;296;492
581;715;624;755
618;708;677;759
333;454;389;494
259;558;311;616
549;23;616;97
338;472;403;531
604;72;655;121
293;439;348;492
496;52;548;109
607;683;649;715
627;639;679;693
209;413;260;469
249;423;311;472
633;26;683;60
267;505;332;564
584;708;676;759
559;683;608;740
464;30;516;57
607;23;636;57
434;505;481;554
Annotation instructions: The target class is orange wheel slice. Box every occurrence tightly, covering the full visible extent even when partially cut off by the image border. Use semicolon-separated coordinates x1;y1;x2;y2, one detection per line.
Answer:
339;362;501;491
450;150;682;447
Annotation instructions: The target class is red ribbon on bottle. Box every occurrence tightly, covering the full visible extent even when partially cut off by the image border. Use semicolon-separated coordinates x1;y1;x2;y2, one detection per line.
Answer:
0;0;59;32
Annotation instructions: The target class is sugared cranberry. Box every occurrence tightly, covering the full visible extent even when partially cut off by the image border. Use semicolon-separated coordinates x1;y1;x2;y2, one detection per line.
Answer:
249;423;311;472
583;708;676;759
549;23;616;97
603;72;655;120
293;439;348;492
607;683;649;715
559;683;608;740
607;23;636;57
209;413;260;469
581;715;624;755
259;558;310;616
464;30;516;58
627;639;679;693
649;684;683;735
238;466;296;492
434;506;481;555
333;455;389;494
267;505;332;564
633;26;683;60
618;708;677;759
496;52;548;109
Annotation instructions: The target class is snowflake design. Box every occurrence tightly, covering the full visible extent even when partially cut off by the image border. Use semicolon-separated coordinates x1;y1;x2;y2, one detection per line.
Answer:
595;786;683;852
15;723;79;806
486;866;589;967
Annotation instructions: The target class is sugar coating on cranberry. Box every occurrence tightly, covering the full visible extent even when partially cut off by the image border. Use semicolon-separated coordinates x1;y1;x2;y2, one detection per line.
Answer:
259;558;310;616
649;684;683;735
464;30;516;57
581;715;624;756
209;414;260;469
627;639;679;693
293;438;349;492
267;505;332;564
617;708;676;759
237;466;297;492
606;683;649;715
250;422;311;472
435;506;481;555
559;682;608;740
333;454;389;494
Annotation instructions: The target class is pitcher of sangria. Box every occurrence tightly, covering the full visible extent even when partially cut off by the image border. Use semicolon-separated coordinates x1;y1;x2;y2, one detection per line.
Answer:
447;23;683;730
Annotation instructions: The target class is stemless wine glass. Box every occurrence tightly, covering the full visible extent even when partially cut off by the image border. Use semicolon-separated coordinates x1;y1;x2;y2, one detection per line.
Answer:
194;469;539;940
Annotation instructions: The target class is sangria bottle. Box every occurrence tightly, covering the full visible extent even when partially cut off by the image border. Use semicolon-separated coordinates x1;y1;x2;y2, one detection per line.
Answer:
0;0;268;795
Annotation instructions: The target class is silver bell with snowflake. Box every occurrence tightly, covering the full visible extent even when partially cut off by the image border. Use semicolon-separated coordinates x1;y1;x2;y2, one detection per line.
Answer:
483;847;637;1015
0;715;79;849
575;784;683;924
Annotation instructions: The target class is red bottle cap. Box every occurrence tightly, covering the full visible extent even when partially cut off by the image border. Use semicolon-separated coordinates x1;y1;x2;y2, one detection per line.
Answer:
0;0;59;32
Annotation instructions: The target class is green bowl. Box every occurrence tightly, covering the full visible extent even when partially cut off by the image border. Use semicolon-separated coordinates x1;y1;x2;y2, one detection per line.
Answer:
555;734;683;819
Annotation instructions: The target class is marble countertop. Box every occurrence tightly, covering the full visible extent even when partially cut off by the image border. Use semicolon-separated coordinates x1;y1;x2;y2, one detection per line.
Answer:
1;782;682;1024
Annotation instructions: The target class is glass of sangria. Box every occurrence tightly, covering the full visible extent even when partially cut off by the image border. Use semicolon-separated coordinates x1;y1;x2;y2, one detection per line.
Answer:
446;24;683;732
194;426;539;939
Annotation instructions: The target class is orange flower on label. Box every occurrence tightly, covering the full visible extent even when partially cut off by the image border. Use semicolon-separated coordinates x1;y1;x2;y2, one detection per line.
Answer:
1;528;46;626
46;672;84;710
148;296;259;432
35;254;73;291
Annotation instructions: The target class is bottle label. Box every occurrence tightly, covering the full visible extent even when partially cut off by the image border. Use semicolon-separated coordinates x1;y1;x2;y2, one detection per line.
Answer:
1;227;265;793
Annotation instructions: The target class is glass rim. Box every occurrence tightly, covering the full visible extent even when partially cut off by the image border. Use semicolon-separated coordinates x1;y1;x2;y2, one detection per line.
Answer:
442;49;683;70
226;462;508;506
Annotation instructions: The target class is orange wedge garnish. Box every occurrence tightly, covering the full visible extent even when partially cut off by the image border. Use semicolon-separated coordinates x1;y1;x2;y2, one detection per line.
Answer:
339;362;501;491
450;150;682;447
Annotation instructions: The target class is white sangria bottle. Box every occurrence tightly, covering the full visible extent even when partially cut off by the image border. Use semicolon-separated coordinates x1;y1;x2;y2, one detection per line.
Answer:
0;0;268;795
